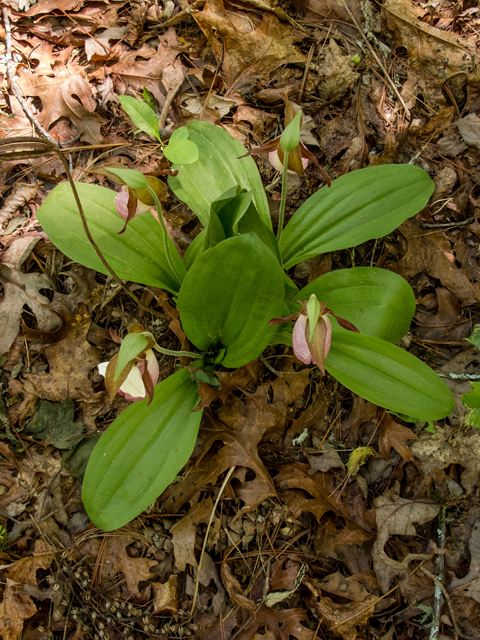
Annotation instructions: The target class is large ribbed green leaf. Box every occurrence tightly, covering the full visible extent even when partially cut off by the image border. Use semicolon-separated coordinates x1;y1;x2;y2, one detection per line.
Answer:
36;182;185;293
177;233;284;368
326;332;454;421
168;121;271;229
280;165;434;268
294;268;415;343
82;369;201;531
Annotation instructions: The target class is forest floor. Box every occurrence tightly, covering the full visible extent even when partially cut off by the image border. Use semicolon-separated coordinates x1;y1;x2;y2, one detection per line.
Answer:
1;0;480;638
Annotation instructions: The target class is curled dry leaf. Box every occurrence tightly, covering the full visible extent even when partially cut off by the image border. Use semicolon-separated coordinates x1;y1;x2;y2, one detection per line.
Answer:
305;575;376;640
152;575;179;614
0;238;60;354
372;489;440;593
221;563;256;612
0;183;38;228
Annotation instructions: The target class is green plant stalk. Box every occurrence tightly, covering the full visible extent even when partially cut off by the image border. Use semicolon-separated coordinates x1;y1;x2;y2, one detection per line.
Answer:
153;344;199;358
51;145;165;318
146;185;185;283
276;149;289;243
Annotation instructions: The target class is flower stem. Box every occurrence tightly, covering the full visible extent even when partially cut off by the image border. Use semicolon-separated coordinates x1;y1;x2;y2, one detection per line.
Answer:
276;150;289;243
146;185;185;285
153;344;199;358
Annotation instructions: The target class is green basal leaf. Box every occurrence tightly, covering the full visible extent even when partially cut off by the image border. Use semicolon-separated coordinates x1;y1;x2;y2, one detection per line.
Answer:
82;369;202;531
238;202;282;264
326;331;454;421
216;190;253;237
177;233;285;368
466;324;480;351
204;209;226;250
142;87;157;111
168;121;271;229
107;167;149;190
36;183;185;293
280;165;434;269
118;95;160;141
183;230;206;270
163;138;199;164
293;268;415;343
115;333;148;380
462;382;480;428
170;127;189;141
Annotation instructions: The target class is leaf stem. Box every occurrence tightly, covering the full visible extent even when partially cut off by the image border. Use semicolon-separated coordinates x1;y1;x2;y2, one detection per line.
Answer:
276;150;289;243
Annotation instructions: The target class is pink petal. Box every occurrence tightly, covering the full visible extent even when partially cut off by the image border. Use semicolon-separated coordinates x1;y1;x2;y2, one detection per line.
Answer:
145;349;159;385
114;186;129;220
268;150;309;173
324;315;332;359
292;315;313;364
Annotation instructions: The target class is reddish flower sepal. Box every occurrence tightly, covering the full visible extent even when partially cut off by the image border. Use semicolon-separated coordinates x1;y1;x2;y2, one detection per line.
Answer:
270;297;359;375
239;95;331;186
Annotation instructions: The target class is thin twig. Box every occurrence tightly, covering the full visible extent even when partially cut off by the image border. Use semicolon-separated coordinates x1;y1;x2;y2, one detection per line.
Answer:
2;8;58;145
158;76;184;130
422;566;459;640
189;466;236;618
429;509;447;640
421;216;475;229
298;43;315;104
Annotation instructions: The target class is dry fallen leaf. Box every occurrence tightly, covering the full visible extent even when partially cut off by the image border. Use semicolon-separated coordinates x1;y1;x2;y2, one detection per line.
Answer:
23;307;103;402
315;40;360;101
389;218;480;306
17;65;106;145
0;237;60;355
193;0;306;93
237;605;315;640
0;183;38;228
107;29;180;104
379;414;418;461
0;543;53;640
152;575;179;614
101;536;157;602
162;391;277;516
372;488;440;593
275;462;376;536
170;496;217;571
383;0;479;109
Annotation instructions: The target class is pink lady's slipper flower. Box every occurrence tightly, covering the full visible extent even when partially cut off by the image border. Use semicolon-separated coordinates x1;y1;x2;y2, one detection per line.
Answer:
270;295;359;375
91;163;168;234
239;94;331;185
114;185;151;223
98;349;159;402
98;325;160;403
